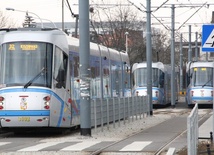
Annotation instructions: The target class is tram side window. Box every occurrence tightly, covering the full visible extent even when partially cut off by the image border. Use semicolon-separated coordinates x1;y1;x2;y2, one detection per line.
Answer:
186;69;192;87
159;72;164;88
54;47;68;88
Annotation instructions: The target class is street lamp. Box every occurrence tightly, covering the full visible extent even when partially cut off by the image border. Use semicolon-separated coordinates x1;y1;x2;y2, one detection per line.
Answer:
125;32;129;53
26;15;57;28
6;7;43;28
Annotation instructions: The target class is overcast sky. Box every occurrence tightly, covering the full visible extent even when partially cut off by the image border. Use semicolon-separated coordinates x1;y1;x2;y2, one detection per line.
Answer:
0;0;214;36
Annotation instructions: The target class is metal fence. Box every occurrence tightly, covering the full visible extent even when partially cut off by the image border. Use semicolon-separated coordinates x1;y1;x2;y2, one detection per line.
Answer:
187;103;198;155
91;96;149;132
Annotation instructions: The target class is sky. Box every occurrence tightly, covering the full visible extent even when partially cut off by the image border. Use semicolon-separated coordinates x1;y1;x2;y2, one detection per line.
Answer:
0;0;214;39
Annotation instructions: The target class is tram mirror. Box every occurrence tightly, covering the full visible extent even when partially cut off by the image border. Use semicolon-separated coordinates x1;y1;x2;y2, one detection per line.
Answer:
189;73;193;79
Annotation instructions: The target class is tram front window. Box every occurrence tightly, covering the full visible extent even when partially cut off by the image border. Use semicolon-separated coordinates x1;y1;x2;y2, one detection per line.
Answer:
192;67;213;87
134;68;160;87
0;42;52;88
134;68;147;87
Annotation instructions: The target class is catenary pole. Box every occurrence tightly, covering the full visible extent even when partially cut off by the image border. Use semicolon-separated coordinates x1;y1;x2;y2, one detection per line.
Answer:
188;25;192;62
180;33;183;91
79;0;91;136
195;32;198;61
62;0;64;32
146;0;153;115
171;4;175;107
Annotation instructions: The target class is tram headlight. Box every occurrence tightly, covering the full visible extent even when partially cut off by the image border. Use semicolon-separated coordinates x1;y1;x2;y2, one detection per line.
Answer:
0;96;4;102
43;96;50;101
136;91;139;96
155;91;159;97
43;96;50;109
0;96;4;110
44;101;50;109
0;103;3;110
191;91;194;96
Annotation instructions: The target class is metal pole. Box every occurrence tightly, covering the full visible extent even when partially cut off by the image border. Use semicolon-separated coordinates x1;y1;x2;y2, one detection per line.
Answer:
79;0;91;136
125;32;129;53
146;0;153;115
6;8;43;28
188;25;192;62
180;33;183;91
171;4;175;107
195;32;198;61
62;0;64;32
213;63;214;137
75;15;79;38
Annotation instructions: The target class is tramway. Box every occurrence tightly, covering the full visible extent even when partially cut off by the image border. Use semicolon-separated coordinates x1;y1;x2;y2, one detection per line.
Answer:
185;61;214;107
0;23;131;130
131;62;179;105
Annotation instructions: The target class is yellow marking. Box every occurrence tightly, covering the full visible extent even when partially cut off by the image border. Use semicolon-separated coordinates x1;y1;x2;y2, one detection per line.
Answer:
8;44;15;50
18;117;30;122
20;44;38;50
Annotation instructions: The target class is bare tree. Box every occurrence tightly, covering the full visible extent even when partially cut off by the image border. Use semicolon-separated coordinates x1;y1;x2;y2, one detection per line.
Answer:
89;3;172;66
0;10;16;28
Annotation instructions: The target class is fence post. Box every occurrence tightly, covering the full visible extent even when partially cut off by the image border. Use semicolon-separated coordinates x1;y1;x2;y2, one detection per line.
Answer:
100;98;103;132
123;97;126;125
107;98;109;130
113;97;115;128
93;99;97;132
187;103;198;155
128;97;130;123
139;96;142;120
118;97;121;127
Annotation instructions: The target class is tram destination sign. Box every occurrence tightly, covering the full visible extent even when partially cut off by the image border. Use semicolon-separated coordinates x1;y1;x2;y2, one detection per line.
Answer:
202;24;214;52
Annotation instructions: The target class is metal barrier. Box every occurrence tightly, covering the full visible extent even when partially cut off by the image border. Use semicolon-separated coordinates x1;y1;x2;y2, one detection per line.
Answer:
91;96;149;132
187;103;198;155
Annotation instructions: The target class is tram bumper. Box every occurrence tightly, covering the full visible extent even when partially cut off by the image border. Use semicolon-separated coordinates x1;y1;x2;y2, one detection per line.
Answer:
191;99;213;104
0;116;49;127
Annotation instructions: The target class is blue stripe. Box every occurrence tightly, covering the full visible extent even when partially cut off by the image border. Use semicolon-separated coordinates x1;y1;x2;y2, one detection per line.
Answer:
0;110;50;116
192;97;213;101
134;87;164;104
0;88;65;127
0;88;51;93
152;97;158;101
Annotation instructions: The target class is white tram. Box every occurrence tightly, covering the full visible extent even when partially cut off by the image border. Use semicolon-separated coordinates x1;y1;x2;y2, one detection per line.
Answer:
132;62;179;105
185;61;214;106
0;27;131;130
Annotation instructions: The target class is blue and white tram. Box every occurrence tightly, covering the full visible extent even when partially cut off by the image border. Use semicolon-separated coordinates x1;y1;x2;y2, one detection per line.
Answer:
0;27;131;130
185;61;214;106
132;62;179;105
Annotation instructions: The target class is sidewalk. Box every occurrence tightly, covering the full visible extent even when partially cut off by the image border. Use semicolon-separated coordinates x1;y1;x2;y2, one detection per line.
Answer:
199;112;213;139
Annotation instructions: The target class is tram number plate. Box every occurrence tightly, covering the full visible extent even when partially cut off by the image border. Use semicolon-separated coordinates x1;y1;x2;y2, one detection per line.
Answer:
18;117;30;122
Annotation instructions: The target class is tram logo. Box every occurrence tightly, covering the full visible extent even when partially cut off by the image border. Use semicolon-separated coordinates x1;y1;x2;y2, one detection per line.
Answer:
200;90;204;97
20;97;28;110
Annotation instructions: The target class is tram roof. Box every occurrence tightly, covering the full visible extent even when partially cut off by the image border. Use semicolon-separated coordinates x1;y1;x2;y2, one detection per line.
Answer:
132;62;165;72
186;61;214;70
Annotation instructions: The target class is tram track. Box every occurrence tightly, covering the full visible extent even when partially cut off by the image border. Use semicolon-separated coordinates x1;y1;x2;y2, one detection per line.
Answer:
89;107;211;155
0;104;211;154
155;108;212;155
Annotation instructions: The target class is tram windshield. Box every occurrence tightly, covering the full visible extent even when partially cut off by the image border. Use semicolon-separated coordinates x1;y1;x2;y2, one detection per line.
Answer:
0;42;52;88
133;68;163;87
192;67;213;87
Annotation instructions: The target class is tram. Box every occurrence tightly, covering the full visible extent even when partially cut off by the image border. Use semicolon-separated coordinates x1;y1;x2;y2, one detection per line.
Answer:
0;26;131;130
132;62;179;105
185;61;214;106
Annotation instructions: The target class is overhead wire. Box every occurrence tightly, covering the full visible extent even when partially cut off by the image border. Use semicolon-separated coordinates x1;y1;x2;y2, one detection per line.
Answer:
65;0;77;17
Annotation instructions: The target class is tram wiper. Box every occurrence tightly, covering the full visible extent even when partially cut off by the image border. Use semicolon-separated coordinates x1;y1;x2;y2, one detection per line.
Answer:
202;78;212;88
24;67;46;88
